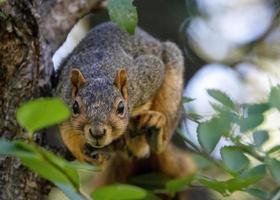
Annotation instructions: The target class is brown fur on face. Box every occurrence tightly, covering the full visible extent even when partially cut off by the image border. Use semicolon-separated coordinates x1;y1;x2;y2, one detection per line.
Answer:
60;69;129;152
83;96;129;148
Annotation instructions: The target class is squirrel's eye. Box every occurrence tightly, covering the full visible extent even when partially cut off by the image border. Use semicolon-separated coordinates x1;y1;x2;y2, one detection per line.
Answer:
116;101;125;116
72;101;80;115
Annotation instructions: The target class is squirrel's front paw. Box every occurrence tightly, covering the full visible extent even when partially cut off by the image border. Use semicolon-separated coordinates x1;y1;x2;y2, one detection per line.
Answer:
127;111;167;156
138;111;167;154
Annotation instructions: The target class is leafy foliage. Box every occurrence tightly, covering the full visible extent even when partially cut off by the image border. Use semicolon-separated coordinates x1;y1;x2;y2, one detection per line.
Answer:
221;146;249;173
269;85;280;110
107;0;138;34
270;159;280;185
1;97;101;200
91;184;147;200
180;85;280;198
16;98;70;135
253;130;269;147
207;89;236;110
165;174;195;195
197;113;231;153
5;84;280;199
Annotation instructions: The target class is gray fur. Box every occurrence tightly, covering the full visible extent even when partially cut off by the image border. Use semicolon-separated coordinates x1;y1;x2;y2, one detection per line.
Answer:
55;22;167;120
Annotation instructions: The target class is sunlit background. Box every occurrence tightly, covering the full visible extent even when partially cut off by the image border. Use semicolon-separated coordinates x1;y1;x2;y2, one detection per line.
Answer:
183;0;280;157
52;0;280;199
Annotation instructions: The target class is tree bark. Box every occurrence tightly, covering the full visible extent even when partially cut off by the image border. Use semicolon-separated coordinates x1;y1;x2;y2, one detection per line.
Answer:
0;0;103;199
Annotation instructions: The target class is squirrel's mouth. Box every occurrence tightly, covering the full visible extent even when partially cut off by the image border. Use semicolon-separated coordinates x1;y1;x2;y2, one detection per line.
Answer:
89;140;105;148
83;143;111;161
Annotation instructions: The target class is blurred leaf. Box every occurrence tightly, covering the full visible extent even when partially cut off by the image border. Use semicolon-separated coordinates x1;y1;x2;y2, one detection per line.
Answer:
240;165;266;179
226;165;266;191
268;145;280;154
107;0;138;34
69;161;100;171
197;114;231;153
270;159;280;185
199;165;266;195
244;103;269;115
246;187;269;200
0;140;79;188
91;184;147;200
269;85;280;110
253;130;269;147
207;89;236;110
129;173;169;190
239;115;264;132
191;154;212;169
183;96;195;103
210;102;226;114
186;112;203;121
16;97;70;134
198;177;228;195
0;11;7;18
238;103;268;132
221;146;249;173
56;184;85;200
143;192;161;200
166;174;195;195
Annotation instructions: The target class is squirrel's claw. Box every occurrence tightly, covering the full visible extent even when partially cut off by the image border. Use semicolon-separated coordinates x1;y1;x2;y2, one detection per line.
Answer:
125;111;167;158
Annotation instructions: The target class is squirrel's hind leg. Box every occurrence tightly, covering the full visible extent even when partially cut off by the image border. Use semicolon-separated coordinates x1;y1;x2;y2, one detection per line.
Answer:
126;42;184;158
150;41;184;150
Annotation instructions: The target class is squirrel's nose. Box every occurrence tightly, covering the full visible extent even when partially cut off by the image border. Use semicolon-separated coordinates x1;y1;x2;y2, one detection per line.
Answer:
89;128;106;139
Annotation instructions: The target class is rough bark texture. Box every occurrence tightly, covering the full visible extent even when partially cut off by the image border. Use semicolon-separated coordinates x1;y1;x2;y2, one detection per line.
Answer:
0;0;103;199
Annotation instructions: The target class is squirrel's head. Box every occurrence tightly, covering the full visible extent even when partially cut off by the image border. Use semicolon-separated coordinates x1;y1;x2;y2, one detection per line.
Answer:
69;68;129;148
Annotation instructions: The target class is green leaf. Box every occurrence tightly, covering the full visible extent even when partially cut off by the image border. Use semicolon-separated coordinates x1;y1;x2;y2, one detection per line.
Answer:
183;96;195;103
253;130;269;147
0;140;79;188
198;177;228;195
129;173;169;190
198;165;266;195
270;159;280;185
107;0;138;34
238;103;268;132
246;188;269;200
207;89;236;110
221;146;249;173
268;145;280;154
269;85;280;110
239;115;264;132
142;192;161;200
191;154;212;169
197;114;231;153
166;174;195;195
0;11;7;19
186;112;203;121
16;97;70;133
240;164;266;180
91;184;147;200
0;0;6;5
226;165;266;192
244;103;270;115
210;102;227;114
69;161;100;171
56;184;86;200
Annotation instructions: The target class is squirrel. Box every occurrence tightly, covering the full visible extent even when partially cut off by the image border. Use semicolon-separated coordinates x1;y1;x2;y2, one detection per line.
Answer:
55;22;196;192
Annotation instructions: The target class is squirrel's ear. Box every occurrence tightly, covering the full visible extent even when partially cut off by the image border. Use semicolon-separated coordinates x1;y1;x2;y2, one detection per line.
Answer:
71;68;86;96
114;69;128;101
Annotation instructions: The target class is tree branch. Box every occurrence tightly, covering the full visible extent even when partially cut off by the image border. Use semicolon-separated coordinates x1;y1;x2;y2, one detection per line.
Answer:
37;0;106;52
0;0;106;199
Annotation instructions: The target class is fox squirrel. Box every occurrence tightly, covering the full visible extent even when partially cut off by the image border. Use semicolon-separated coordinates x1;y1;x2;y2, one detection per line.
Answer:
55;22;196;192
